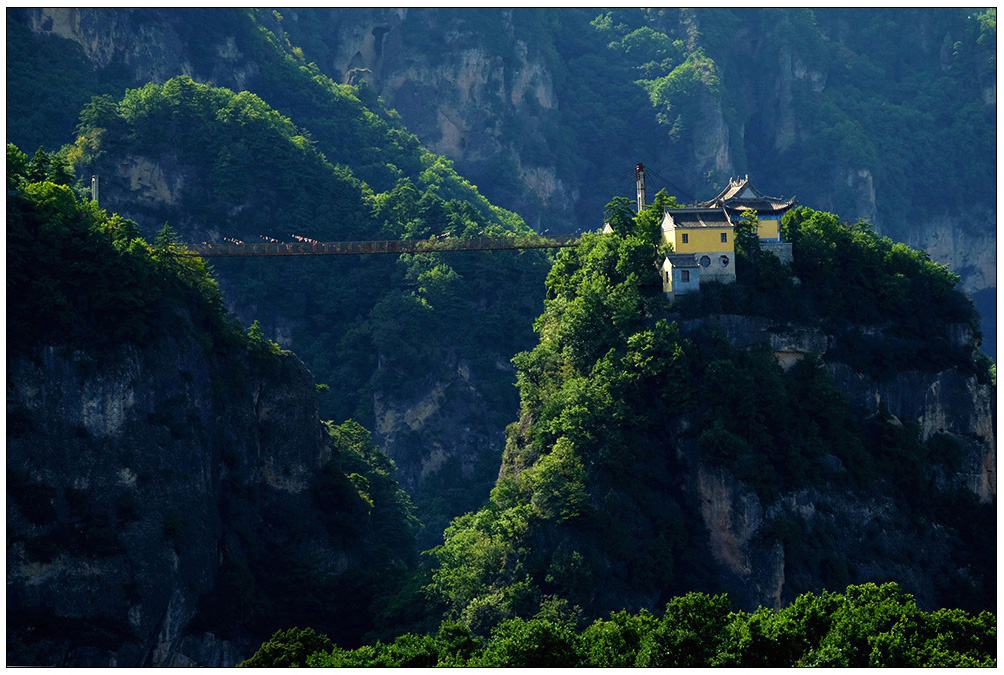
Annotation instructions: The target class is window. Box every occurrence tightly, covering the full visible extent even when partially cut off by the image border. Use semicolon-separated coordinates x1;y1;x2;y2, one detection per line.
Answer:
681;270;690;282
720;255;730;267
681;233;689;244
700;255;711;267
721;232;728;243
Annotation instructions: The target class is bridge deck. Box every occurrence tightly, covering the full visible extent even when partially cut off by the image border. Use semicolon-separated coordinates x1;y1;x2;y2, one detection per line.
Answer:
181;235;579;257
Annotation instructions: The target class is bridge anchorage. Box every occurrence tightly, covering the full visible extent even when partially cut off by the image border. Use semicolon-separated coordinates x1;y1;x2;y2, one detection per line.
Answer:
180;234;580;257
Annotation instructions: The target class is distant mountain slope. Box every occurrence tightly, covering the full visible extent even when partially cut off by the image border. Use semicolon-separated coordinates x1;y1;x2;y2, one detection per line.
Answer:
8;8;994;357
274;7;998;354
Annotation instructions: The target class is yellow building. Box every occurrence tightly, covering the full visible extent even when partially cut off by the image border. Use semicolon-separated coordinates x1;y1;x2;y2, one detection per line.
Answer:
660;207;737;283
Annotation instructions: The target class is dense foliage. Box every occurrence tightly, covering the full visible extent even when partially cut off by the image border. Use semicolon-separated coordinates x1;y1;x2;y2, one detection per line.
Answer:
7;143;242;354
6;17;136;156
237;583;995;667
191;420;421;647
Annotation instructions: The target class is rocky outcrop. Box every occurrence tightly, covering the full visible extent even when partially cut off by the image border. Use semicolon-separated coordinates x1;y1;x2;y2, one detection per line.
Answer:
6;307;403;666
371;354;518;550
677;313;995;611
826;362;996;502
678;313;830;371
307;9;566;230
904;207;997;356
21;8;259;92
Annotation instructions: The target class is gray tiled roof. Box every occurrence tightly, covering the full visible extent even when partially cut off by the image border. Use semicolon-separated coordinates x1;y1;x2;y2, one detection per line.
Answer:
663;207;732;229
697;176;796;213
665;253;699;267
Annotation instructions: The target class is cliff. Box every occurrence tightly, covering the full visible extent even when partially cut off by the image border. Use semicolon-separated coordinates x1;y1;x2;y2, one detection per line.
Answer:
7;325;416;665
672;313;995;612
9;324;286;664
427;225;995;633
6;157;417;666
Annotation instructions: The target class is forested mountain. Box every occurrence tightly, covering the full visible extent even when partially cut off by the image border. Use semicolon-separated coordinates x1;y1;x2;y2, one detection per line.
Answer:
426;203;994;629
10;9;555;548
7;147;420;664
8;7;996;355
5;7;997;667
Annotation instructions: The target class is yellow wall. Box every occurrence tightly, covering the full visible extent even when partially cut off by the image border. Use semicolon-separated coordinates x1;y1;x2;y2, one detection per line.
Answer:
757;218;780;240
666;227;734;253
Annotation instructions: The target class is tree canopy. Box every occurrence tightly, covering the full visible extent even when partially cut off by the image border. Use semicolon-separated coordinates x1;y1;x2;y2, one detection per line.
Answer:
238;583;995;667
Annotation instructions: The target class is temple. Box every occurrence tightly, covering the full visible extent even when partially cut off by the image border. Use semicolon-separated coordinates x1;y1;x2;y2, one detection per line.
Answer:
659;176;796;300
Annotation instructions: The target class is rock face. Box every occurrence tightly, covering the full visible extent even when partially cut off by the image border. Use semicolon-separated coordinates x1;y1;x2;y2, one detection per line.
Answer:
675;314;995;612
5;307;385;666
281;8;570;232
371;355;519;550
22;7;260;93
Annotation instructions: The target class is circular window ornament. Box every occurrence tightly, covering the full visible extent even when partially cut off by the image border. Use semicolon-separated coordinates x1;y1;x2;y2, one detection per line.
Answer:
720;255;730;267
700;255;711;267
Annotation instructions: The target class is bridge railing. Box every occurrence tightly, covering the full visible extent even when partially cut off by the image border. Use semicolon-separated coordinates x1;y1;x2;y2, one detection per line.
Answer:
180;234;579;257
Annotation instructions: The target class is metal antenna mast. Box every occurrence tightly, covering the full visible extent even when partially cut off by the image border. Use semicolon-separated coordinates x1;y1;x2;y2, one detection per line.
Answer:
635;163;647;212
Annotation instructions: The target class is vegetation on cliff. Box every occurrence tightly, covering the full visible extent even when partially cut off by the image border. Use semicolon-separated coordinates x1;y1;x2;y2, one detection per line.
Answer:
7;149;422;659
66;73;552;547
366;200;994;658
7;143;238;354
189;419;420;647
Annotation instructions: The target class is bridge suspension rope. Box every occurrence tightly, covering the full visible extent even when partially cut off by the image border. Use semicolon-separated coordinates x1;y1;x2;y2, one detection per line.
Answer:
178;234;581;257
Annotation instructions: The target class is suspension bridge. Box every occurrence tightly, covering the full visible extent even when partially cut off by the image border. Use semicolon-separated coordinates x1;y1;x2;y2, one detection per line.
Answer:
179;234;580;257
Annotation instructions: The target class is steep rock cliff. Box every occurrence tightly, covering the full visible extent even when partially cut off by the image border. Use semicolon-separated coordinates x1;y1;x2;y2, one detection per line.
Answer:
7;312;412;665
20;7;260;93
278;8;571;231
471;307;995;623
672;313;995;612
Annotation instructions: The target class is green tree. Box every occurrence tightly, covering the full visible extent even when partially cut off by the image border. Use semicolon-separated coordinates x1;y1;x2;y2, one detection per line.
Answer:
237;627;333;667
471;618;584;667
635;593;732;667
603;196;636;235
733;208;760;260
580;609;659;667
634;188;679;246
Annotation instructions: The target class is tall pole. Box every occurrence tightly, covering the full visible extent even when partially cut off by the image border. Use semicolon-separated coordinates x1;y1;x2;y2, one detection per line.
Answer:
91;175;99;206
635;163;647;212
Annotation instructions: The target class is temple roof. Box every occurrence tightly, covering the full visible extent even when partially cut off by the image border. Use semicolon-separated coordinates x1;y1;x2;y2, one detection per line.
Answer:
696;176;796;213
664;253;699;268
661;207;732;229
